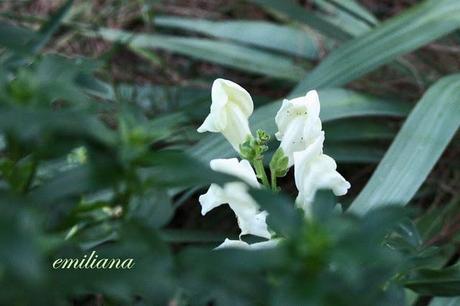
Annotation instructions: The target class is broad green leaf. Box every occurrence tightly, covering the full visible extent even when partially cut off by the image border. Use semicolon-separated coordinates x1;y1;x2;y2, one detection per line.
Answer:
154;17;319;59
0;22;37;52
190;88;410;164
325;143;385;164
95;28;306;80
249;0;351;41
325;119;396;142
349;74;460;214
292;0;460;94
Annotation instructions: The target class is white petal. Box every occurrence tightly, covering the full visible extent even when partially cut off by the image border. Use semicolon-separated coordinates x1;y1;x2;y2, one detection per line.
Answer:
210;158;259;187
199;184;226;215
197;113;219;133
293;134;350;214
215;238;250;250
215;238;279;250
220;103;252;152
198;79;254;153
212;79;253;116
275;91;323;166
224;182;271;239
200;158;269;239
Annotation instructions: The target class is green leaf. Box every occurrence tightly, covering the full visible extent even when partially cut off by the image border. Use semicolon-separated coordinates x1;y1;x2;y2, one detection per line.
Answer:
190;88;410;164
249;0;352;41
404;264;460;296
292;0;460;94
349;74;460;214
127;189;173;229
95;28;307;80
325;119;397;142
0;22;37;52
154;17;320;59
324;143;385;164
31;0;74;53
312;0;376;36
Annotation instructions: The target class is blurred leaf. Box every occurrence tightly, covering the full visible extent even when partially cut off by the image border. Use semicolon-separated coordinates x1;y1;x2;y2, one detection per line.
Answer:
250;189;303;237
325;119;397;142
0;107;115;157
292;0;460;94
127;189;173;229
0;22;37;52
416;200;460;241
349;74;460;214
154;17;320;59
30;0;74;53
311;189;337;221
324;143;385;163
405;264;460;296
429;297;460;306
249;0;352;41
95;28;307;80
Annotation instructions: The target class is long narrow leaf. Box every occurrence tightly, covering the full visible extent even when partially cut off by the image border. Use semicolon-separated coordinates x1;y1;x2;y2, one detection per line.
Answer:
31;0;74;53
349;74;460;214
292;0;460;94
95;28;306;80
154;17;320;59
249;0;351;41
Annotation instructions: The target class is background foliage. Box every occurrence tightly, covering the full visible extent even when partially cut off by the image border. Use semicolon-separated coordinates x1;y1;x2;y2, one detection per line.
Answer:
0;0;459;305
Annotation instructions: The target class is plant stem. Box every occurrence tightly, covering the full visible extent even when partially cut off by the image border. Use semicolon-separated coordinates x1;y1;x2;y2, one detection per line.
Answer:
253;157;270;188
270;170;278;192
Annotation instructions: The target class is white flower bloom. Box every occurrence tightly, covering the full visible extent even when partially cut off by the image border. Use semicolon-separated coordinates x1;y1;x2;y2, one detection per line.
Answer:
199;158;271;239
216;238;280;250
275;90;323;166
294;134;351;214
197;79;254;152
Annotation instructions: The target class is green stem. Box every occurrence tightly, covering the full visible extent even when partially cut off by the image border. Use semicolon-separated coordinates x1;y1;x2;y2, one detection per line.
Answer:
253;157;270;188
270;169;278;192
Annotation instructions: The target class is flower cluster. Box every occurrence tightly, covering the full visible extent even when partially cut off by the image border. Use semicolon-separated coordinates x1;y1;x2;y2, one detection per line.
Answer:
197;79;350;249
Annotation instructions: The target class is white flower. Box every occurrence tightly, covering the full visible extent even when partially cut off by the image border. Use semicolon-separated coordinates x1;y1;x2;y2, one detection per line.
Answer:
275;90;323;166
197;79;254;152
293;133;351;214
216;238;279;250
199;158;271;239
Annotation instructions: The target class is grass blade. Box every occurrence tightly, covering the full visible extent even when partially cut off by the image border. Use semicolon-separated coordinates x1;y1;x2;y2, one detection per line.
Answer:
249;0;352;41
31;0;74;53
95;28;307;80
349;74;460;214
313;0;376;35
292;0;460;94
154;17;320;59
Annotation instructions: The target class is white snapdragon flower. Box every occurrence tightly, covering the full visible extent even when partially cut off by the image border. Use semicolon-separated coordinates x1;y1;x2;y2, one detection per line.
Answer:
216;238;279;250
197;79;254;153
199;158;271;239
294;133;351;214
275;90;323;166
